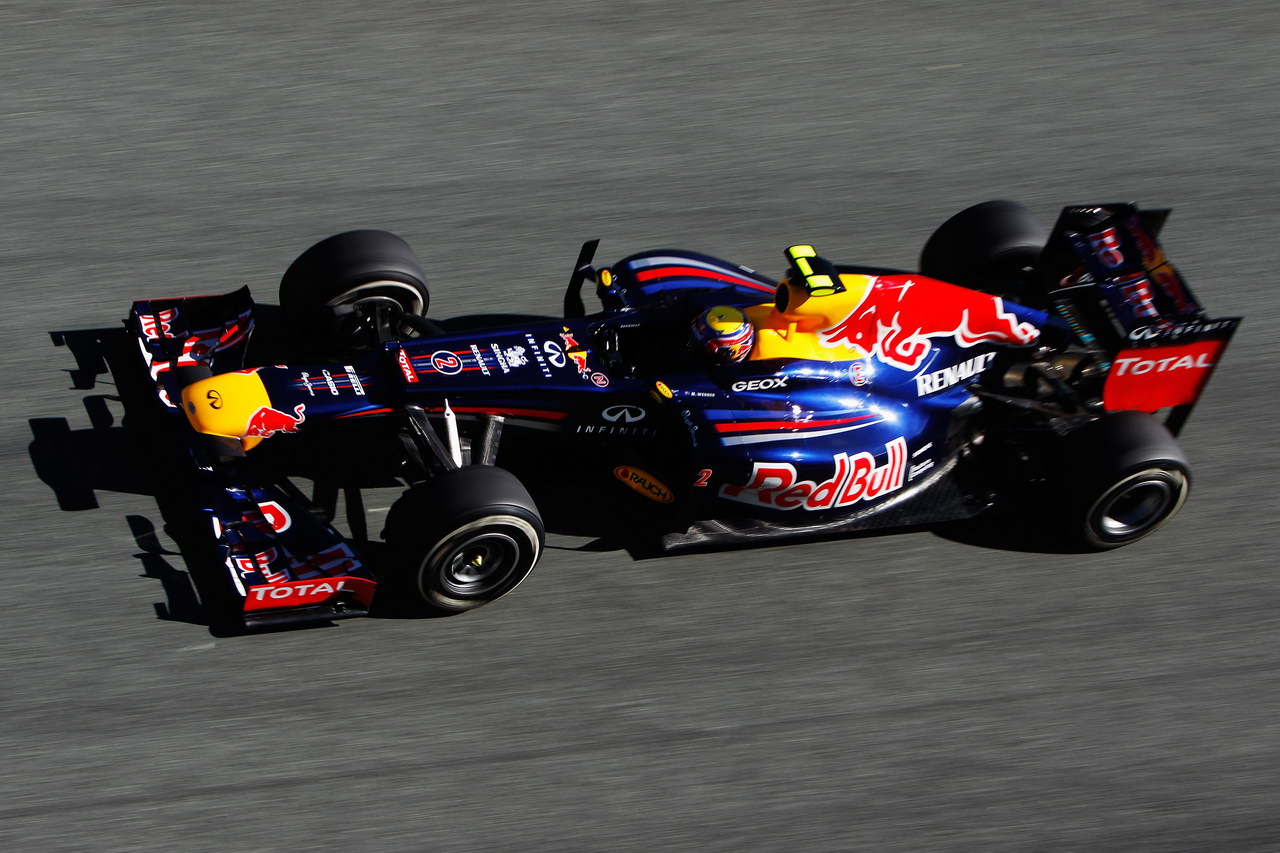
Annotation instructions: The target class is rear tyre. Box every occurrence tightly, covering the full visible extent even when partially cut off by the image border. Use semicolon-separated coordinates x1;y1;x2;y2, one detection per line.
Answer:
919;200;1047;300
381;466;543;614
1053;412;1190;550
279;229;429;352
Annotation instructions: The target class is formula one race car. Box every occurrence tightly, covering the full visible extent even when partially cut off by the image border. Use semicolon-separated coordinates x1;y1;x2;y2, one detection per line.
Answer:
125;201;1239;628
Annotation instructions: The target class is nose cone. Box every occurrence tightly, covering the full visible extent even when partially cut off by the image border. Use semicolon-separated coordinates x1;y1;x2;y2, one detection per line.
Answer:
180;370;273;449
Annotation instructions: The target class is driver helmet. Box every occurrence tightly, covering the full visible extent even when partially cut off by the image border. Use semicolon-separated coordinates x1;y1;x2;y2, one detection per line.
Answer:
691;305;754;363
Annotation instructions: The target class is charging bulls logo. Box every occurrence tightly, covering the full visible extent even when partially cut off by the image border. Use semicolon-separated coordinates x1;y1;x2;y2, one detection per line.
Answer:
819;278;1040;372
559;328;598;380
245;404;306;437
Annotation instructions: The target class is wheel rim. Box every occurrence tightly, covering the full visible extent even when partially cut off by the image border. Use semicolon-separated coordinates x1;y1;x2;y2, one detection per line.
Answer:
326;280;425;315
439;531;522;596
1089;469;1187;544
421;515;540;602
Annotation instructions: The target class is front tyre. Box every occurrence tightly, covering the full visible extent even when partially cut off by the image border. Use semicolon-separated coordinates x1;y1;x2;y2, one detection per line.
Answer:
280;229;429;354
1055;412;1191;550
381;466;543;614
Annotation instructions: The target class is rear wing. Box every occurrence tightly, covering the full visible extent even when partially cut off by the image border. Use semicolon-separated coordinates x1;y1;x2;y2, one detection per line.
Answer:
1036;203;1203;344
1033;204;1241;432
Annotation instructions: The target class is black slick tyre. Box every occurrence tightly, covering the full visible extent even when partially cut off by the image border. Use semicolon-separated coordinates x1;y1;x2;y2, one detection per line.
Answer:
1054;411;1191;550
919;200;1047;298
279;229;429;352
381;466;543;614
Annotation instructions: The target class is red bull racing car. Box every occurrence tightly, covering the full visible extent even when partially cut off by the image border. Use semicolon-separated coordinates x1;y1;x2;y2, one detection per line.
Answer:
125;201;1239;628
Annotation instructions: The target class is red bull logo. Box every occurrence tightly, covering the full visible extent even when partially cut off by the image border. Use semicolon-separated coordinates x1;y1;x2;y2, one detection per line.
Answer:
257;500;292;533
245;404;306;437
560;329;592;378
818;278;1040;372
300;543;360;576
720;437;908;511
1116;271;1161;319
138;307;178;340
230;547;281;580
1088;226;1126;268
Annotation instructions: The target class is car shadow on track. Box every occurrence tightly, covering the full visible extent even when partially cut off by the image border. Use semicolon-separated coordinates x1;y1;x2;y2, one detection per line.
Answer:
930;515;1085;555
31;325;321;636
29;406;381;635
561;515;1086;562
30;404;233;633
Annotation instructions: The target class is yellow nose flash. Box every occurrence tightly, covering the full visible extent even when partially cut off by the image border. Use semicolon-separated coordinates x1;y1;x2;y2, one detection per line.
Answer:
179;370;275;450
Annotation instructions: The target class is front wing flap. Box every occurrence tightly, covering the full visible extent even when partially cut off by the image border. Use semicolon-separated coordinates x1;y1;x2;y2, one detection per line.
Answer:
128;286;255;411
204;480;377;628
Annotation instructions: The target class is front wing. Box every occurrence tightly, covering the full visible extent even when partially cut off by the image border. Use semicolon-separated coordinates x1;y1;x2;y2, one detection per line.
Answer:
204;480;377;628
128;289;379;628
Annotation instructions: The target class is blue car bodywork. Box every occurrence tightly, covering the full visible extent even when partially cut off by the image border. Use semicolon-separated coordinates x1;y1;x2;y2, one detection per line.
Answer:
126;202;1239;628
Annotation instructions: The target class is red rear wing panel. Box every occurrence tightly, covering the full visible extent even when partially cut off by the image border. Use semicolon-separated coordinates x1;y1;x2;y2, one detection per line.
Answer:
1102;331;1236;413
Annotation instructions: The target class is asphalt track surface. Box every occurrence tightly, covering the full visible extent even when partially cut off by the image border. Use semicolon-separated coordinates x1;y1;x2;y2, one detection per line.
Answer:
5;2;1279;850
